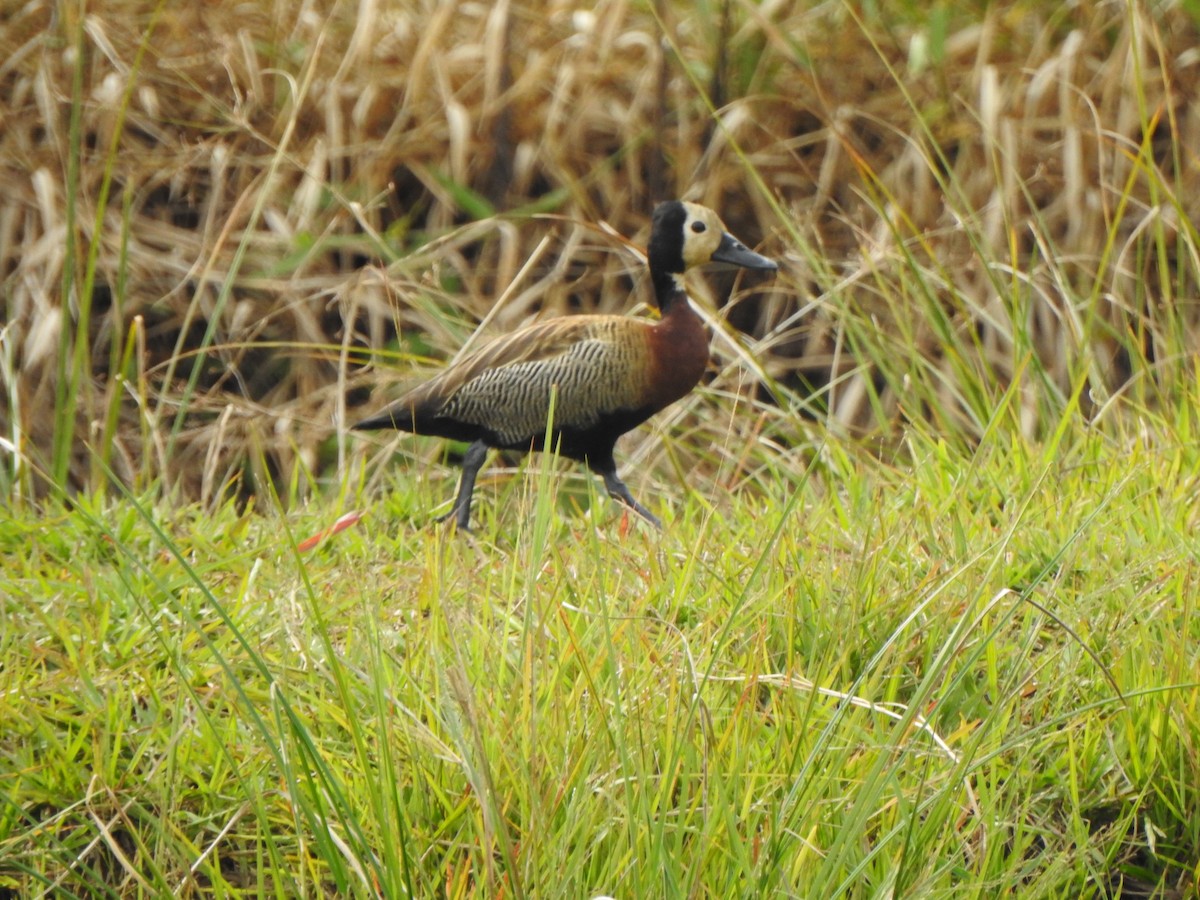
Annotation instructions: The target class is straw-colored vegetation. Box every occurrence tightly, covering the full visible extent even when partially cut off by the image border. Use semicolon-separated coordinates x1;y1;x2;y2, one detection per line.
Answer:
6;0;1200;500
3;0;1200;896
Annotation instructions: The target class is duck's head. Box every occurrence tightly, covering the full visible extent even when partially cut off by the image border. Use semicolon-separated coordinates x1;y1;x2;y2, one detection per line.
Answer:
648;200;777;304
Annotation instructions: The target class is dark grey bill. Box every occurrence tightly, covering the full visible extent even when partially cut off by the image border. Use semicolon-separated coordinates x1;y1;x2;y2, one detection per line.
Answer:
711;231;778;270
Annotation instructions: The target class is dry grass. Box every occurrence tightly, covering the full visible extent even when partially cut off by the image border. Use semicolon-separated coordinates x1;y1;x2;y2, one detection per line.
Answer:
3;0;1199;502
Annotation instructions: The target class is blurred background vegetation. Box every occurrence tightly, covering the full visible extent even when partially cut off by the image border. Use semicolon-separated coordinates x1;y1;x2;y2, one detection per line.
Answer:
3;0;1199;506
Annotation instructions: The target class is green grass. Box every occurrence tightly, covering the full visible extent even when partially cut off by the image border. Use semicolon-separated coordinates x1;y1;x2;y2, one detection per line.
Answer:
3;410;1198;896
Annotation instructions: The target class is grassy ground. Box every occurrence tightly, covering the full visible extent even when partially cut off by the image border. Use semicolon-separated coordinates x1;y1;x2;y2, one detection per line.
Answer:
3;409;1200;896
5;0;1200;895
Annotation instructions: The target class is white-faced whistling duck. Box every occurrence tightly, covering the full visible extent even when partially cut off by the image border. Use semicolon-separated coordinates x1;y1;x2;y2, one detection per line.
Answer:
353;200;778;531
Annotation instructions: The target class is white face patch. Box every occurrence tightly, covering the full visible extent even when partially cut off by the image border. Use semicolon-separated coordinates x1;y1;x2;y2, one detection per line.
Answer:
679;202;726;269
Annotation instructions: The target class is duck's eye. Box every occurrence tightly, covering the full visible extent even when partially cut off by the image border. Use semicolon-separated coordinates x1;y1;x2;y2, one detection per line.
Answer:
691;221;707;233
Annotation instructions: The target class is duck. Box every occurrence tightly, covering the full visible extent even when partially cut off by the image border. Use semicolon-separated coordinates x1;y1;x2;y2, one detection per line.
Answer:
353;200;778;531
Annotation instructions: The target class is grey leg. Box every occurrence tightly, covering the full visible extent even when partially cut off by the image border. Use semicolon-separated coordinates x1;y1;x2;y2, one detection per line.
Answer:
437;440;489;532
600;468;662;529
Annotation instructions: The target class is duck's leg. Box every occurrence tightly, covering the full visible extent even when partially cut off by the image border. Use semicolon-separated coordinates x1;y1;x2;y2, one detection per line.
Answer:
436;439;490;532
600;467;662;529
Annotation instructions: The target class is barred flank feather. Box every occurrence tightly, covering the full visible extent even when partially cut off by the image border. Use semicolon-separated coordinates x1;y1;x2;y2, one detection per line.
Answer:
440;324;648;445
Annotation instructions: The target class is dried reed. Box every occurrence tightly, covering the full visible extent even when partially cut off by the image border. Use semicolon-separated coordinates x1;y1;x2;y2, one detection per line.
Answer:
2;1;1196;503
